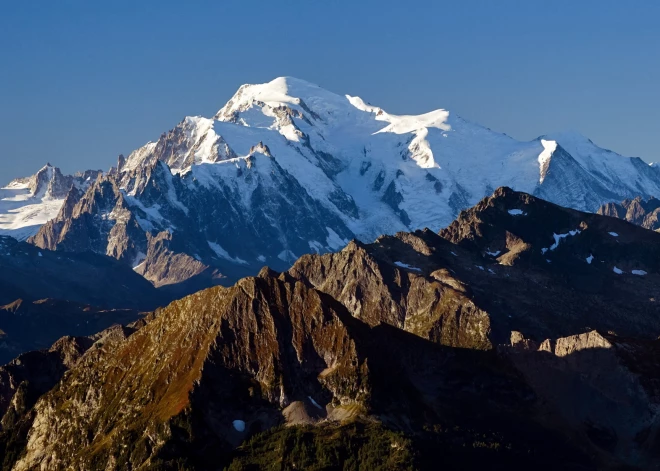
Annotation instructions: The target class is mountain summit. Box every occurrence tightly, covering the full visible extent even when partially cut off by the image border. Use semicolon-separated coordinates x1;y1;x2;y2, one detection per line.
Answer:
2;76;658;288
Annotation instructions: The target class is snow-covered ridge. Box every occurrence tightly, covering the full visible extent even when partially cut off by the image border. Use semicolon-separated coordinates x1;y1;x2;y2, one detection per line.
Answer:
0;164;100;240
121;77;660;229
5;76;660;273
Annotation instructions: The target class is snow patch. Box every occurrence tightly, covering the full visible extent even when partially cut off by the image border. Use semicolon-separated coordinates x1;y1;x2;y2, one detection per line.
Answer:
608;232;619;237
508;209;526;216
586;254;594;264
613;266;624;274
632;269;647;276
308;240;324;253
394;261;422;272
208;241;248;265
538;139;557;184
278;250;298;263
485;249;501;257
542;229;581;254
325;227;349;250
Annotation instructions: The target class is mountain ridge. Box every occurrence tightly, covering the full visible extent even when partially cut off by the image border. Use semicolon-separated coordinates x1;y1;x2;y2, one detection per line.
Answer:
2;188;660;470
4;76;660;289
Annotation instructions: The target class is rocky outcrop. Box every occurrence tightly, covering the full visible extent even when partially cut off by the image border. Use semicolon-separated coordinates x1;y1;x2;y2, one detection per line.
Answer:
11;276;372;470
598;196;660;231
4;272;593;470
284;188;660;347
287;239;492;349
0;323;145;467
31;153;355;289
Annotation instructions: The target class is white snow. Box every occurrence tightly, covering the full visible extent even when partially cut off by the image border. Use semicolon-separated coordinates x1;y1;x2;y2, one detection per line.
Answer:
278;249;298;263
232;420;245;432
488;268;496;274
38;252;42;257
308;240;324;253
485;249;501;257
507;209;525;216
208;241;248;265
538;139;557;183
132;252;146;270
325;227;349;250
450;251;458;257
10;76;660;263
0;182;65;240
476;265;485;271
632;269;647;276
542;229;581;254
613;266;624;274
586;254;594;264
308;396;323;410
608;232;619;237
394;261;422;272
257;255;266;262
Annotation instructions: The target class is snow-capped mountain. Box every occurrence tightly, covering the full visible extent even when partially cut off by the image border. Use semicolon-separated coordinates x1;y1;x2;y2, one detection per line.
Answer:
16;76;660;287
0;164;100;240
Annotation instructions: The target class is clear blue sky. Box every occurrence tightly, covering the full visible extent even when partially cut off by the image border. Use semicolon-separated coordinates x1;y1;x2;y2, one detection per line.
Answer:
1;0;659;181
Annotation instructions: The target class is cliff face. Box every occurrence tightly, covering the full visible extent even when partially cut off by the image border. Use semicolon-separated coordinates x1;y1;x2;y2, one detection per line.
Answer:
597;196;660;231
11;277;372;470
3;188;660;470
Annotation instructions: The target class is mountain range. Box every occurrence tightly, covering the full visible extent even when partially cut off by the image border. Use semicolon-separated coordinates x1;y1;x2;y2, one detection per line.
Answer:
1;188;659;470
3;77;660;290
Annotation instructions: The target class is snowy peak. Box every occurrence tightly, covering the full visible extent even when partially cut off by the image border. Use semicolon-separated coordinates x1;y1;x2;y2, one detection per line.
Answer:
215;76;335;121
9;76;660;288
0;165;99;240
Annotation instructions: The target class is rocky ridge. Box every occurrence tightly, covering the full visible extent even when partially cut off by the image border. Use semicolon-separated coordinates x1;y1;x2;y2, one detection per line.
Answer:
1;189;659;469
598;196;660;231
0;164;100;241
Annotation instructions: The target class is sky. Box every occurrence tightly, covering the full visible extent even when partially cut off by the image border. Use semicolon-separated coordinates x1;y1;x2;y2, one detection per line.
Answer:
1;0;659;181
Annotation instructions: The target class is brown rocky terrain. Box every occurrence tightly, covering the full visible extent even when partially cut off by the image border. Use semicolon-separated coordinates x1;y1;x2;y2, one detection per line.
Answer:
1;188;660;470
598;196;660;231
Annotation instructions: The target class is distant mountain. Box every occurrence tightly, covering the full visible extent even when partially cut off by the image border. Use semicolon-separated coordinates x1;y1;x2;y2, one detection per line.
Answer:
0;299;140;365
3;189;660;470
0;235;167;310
598;195;660;231
4;77;660;289
0;164;101;240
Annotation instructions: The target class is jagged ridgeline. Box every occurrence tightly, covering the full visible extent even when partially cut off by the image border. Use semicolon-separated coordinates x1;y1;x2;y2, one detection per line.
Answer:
3;77;660;291
2;189;660;470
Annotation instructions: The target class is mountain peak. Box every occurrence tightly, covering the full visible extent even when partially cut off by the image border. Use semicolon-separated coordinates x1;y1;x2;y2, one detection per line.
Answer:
215;76;345;122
